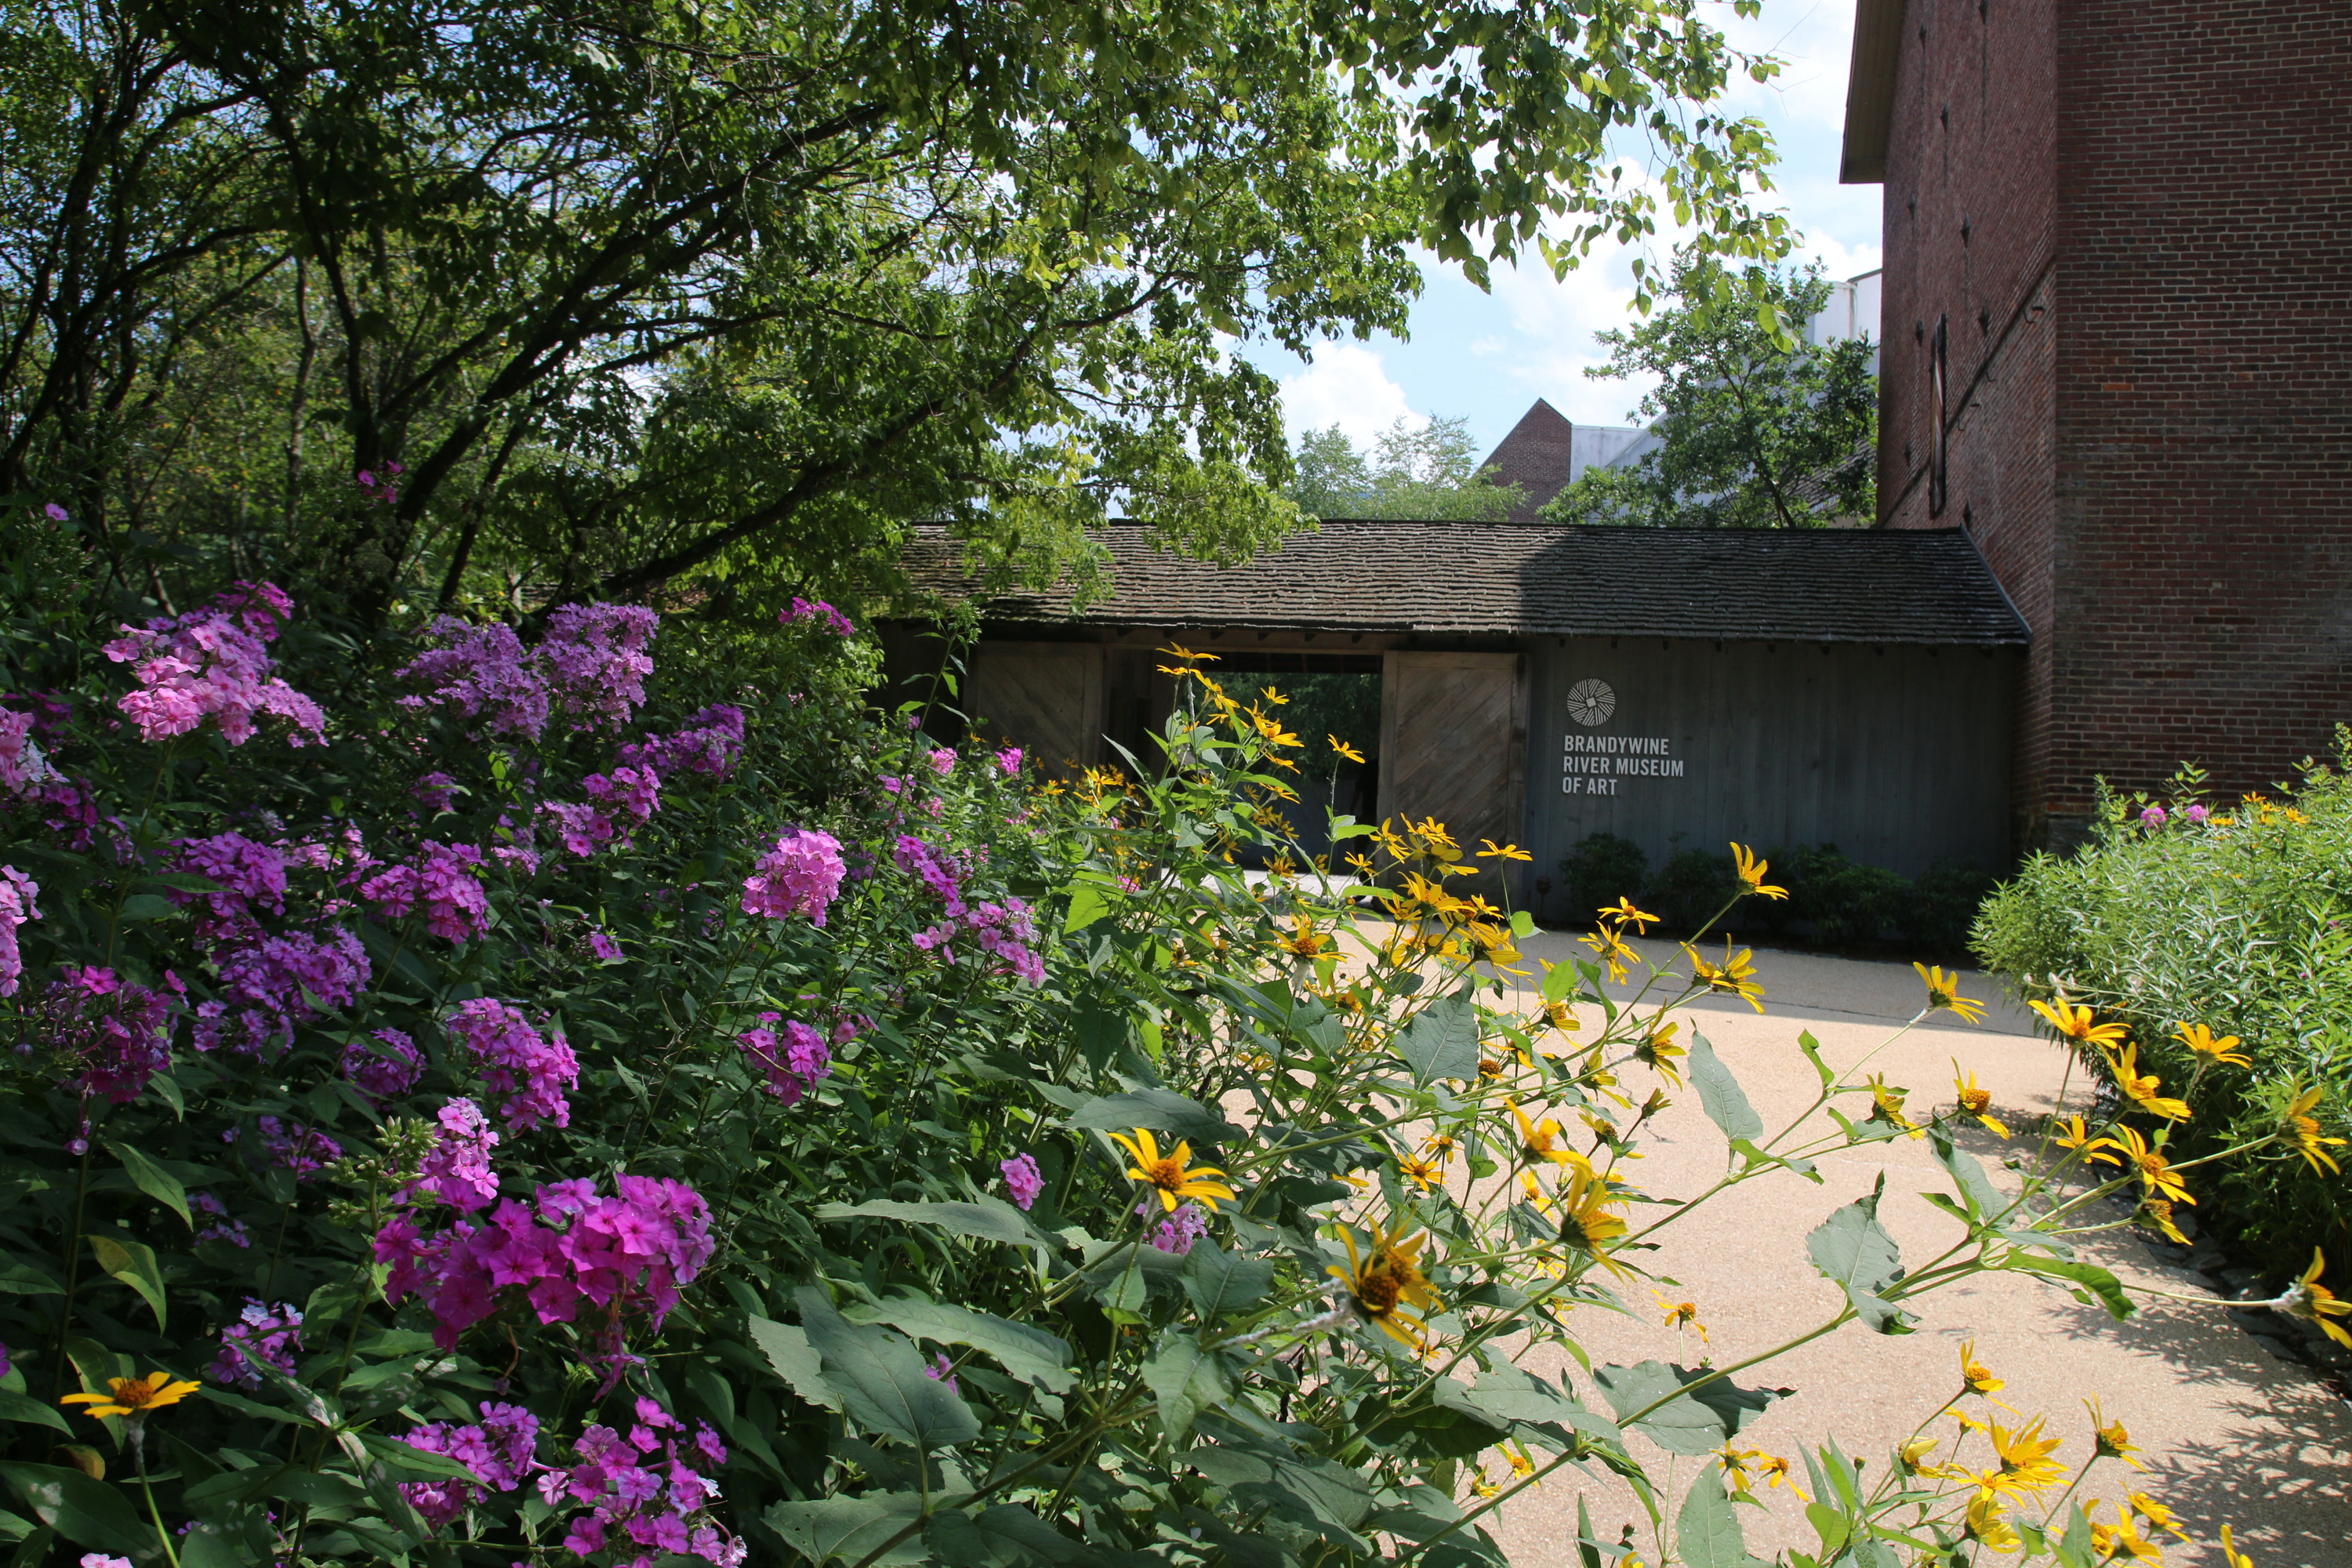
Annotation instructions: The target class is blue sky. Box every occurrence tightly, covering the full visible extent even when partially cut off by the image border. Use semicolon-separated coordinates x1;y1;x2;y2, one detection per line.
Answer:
1247;1;1883;460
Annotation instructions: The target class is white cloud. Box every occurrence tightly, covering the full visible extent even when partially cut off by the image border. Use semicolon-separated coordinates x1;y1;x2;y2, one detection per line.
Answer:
1276;343;1425;447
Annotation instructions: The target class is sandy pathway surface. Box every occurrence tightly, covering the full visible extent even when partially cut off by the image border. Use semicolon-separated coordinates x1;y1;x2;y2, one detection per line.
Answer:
1445;932;2352;1568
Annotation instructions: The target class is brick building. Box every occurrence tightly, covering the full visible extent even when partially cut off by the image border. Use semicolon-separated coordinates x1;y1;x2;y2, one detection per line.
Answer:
1842;0;2352;845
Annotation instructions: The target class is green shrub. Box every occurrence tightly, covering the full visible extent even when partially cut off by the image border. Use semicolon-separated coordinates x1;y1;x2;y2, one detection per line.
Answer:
1973;752;2352;1279
1556;831;1648;924
1808;862;1912;947
1756;842;1856;938
1646;845;1738;935
1909;859;2000;956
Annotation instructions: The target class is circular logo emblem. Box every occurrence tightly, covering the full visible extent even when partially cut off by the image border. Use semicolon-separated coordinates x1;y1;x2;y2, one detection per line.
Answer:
1566;678;1616;728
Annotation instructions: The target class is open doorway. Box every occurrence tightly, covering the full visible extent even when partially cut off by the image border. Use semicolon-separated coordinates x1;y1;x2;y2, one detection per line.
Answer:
1207;654;1381;865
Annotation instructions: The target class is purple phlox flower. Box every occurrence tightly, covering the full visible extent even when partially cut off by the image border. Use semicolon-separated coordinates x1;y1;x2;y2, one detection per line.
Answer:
0;865;39;997
740;829;845;925
0;1342;9;1380
79;1556;132;1568
445;998;577;1131
252;1115;343;1178
736;1014;831;1107
215;926;370;1042
413;771;459;815
40;966;176;1104
343;1028;423;1102
691;1422;727;1469
411;1098;502;1212
891;834;967;916
1148;1203;1208;1257
543;799;618;859
922;1351;959;1392
101;583;323;746
397;603;658;741
780;597;853;636
190;1191;250;1248
619;704;746;780
397;1399;537;1530
2140;804;2167;827
1000;1152;1044;1211
359;840;489;942
0;710;58;797
207;1298;304;1389
926;748;955;777
993;746;1023;778
585;765;661;824
586;928;622;963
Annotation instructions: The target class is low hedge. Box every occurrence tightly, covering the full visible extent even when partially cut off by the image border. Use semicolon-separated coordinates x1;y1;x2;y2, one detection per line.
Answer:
1972;749;2352;1280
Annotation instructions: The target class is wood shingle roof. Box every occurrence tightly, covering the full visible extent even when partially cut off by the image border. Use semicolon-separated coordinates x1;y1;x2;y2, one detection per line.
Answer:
902;521;2030;648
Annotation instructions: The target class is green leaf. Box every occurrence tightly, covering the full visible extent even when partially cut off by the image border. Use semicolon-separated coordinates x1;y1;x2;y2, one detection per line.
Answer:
0;1394;67;1435
0;1264;61;1298
1928;1128;2008;1222
1062;1089;1240;1144
1676;1468;1766;1568
1062;884;1110;933
1182;1244;1274;1320
0;1464;149;1555
1805;1174;1916;1334
812;1197;1052;1250
1142;1330;1227;1440
2003;1256;2137;1322
1688;1032;1763;1143
115;894;176;921
1510;909;1537;939
1541;960;1581;1005
1593;1362;1788;1457
844;1296;1076;1393
746;1315;842;1412
1396;996;1481;1085
2052;1504;2098;1568
764;1492;928;1566
793;1288;980;1451
85;1233;165;1328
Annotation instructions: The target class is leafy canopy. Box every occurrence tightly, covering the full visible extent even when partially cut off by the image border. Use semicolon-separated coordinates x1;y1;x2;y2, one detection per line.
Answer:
1540;256;1875;529
1288;418;1523;521
0;0;1788;625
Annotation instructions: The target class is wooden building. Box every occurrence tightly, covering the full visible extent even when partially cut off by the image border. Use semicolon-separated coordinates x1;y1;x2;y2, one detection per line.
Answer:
884;520;2028;925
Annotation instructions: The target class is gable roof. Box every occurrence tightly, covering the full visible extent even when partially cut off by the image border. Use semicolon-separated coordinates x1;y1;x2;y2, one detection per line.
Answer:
1478;398;1579;524
901;521;2030;647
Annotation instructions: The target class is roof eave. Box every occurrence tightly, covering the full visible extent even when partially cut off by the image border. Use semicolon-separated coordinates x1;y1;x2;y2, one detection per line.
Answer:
1839;0;1904;184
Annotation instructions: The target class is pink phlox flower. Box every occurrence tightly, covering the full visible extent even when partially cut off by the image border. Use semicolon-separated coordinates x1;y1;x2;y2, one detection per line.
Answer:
2140;804;2167;826
993;745;1023;777
0;865;39;997
536;603;659;729
926;748;956;776
2184;802;2209;823
561;1516;606;1556
0;710;57;797
206;1298;303;1389
780;597;853;636
190;1191;251;1248
879;775;904;796
585;765;661;823
740;829;845;924
691;1422;728;1470
1000;1152;1044;1211
612;1465;663;1506
360;840;488;942
412;771;459;815
586;928;622;963
1149;1202;1208;1257
252;1115;342;1178
736;1016;829;1106
923;1351;958;1392
634;1396;681;1432
445;998;577;1130
412;1098;502;1212
543;800;617;859
397;1398;535;1530
102;584;323;746
619;704;746;779
343;1028;422;1102
891;835;967;916
42;967;176;1104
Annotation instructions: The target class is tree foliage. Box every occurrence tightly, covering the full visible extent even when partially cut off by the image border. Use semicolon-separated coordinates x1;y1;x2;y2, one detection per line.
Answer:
1288;418;1521;521
1539;259;1875;529
0;0;1791;626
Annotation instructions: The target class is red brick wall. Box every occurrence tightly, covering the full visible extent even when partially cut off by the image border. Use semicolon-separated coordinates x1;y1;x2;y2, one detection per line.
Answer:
1879;0;2352;845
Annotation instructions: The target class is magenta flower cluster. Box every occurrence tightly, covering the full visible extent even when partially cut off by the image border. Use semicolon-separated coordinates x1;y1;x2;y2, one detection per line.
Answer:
191;1191;250;1248
1000;1152;1044;1211
377;1166;715;1357
740;829;845;925
343;1028;423;1102
399;1400;537;1529
207;1298;303;1389
412;1098;501;1211
399;603;659;742
735;1014;831;1106
896;836;1044;983
39;965;179;1107
0;865;38;996
242;1115;343;1178
360;840;489;942
1149;1203;1207;1257
780;597;853;636
102;582;325;746
0;710;55;797
445;998;578;1131
542;1401;745;1566
619;704;746;779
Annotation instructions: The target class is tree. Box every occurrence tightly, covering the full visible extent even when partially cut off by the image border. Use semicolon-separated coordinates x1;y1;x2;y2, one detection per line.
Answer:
2;0;1791;625
1539;258;1877;529
1288;417;1520;520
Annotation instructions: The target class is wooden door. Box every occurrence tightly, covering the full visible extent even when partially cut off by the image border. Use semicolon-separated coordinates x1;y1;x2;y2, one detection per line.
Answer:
965;642;1105;780
1380;652;1526;895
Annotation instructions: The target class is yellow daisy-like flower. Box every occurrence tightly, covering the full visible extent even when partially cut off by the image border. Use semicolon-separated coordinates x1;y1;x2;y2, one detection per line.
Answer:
1985;1414;2067;1495
1633;1020;1686;1086
1537;997;1578;1035
1105;1128;1238;1213
1509;1100;1580;1167
1465;920;1523;967
1685;942;1765;1012
1554;1166;1632;1279
2112;1125;2194;1206
1729;844;1788;900
62;1371;201;1422
2128;1492;2190;1543
1326;1220;1443;1350
2030;999;2130;1051
1478;840;1533;862
2140;1199;2190;1246
2091;1501;2168;1565
1653;1290;1708;1344
2219;1524;2254;1568
1327;735;1366;764
1952;1062;2011;1139
2280;1080;2347;1176
1751;1452;1806;1499
1504;1447;1537;1483
1421;1132;1461;1165
1958;1338;2006;1400
2173;1022;2249;1067
1597;896;1660;931
2102;1044;2191;1122
2282;1248;2352;1348
1897;1436;1944;1476
1274;915;1331;960
2085;1396;2144;1471
1580;924;1639;985
1398;1153;1446;1192
1913;962;1987;1024
1964;1492;2023;1554
1867;1074;1924;1141
2053;1113;2123;1167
